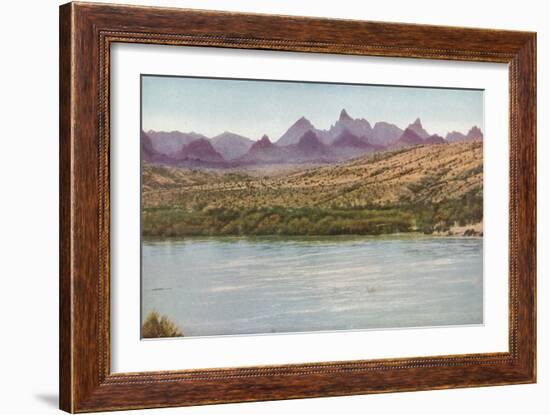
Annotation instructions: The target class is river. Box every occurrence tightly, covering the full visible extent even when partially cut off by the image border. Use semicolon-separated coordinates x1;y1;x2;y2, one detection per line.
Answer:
142;235;483;337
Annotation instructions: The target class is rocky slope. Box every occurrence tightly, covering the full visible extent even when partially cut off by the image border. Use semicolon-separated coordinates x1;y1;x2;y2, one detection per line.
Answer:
142;141;483;236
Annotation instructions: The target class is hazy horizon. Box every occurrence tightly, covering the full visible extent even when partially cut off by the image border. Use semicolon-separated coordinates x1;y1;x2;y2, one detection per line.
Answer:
142;75;484;141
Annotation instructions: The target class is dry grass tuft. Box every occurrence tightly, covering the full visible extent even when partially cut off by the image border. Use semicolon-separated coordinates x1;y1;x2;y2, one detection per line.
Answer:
142;311;183;338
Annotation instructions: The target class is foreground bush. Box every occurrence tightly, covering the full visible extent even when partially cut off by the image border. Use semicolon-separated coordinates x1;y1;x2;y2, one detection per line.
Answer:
142;311;183;338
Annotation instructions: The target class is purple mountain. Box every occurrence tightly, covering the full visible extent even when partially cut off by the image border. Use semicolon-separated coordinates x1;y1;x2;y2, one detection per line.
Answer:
276;117;316;146
406;118;430;139
241;132;332;164
331;130;383;160
240;135;290;163
445;131;467;142
395;128;425;147
173;138;224;163
296;130;329;155
446;126;484;142
146;130;207;156
250;135;276;151
370;122;403;146
141;131;173;164
332;130;371;148
466;126;484;140
144;112;482;168
141;130;156;162
328;109;372;141
210;132;254;160
394;128;446;149
424;134;446;145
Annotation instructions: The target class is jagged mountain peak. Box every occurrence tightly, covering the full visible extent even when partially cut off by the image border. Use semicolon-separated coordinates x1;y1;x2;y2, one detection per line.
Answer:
466;126;483;140
399;128;424;144
294;116;314;127
406;118;430;139
145;112;480;167
330;109;372;141
446;126;483;142
250;134;275;150
339;108;352;121
277;117;316;146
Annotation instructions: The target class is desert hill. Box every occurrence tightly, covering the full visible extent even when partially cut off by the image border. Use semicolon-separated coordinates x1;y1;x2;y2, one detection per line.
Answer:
142;140;483;237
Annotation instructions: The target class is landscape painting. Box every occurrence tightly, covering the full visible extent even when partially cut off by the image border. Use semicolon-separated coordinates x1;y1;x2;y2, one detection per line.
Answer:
140;75;484;339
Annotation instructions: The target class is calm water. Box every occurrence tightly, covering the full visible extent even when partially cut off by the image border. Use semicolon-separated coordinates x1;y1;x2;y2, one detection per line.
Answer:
142;235;483;337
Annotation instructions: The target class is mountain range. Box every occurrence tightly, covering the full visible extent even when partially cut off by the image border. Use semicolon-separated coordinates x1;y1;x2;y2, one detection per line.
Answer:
143;109;483;168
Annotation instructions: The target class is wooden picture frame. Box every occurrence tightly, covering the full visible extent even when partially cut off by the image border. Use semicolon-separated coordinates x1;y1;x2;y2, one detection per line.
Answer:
59;2;536;412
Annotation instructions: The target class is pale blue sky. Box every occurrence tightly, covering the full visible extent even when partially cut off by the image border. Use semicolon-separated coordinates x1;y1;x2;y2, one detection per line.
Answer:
141;75;484;140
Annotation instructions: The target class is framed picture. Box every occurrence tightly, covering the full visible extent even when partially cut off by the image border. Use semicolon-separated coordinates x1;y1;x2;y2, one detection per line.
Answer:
59;2;536;412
